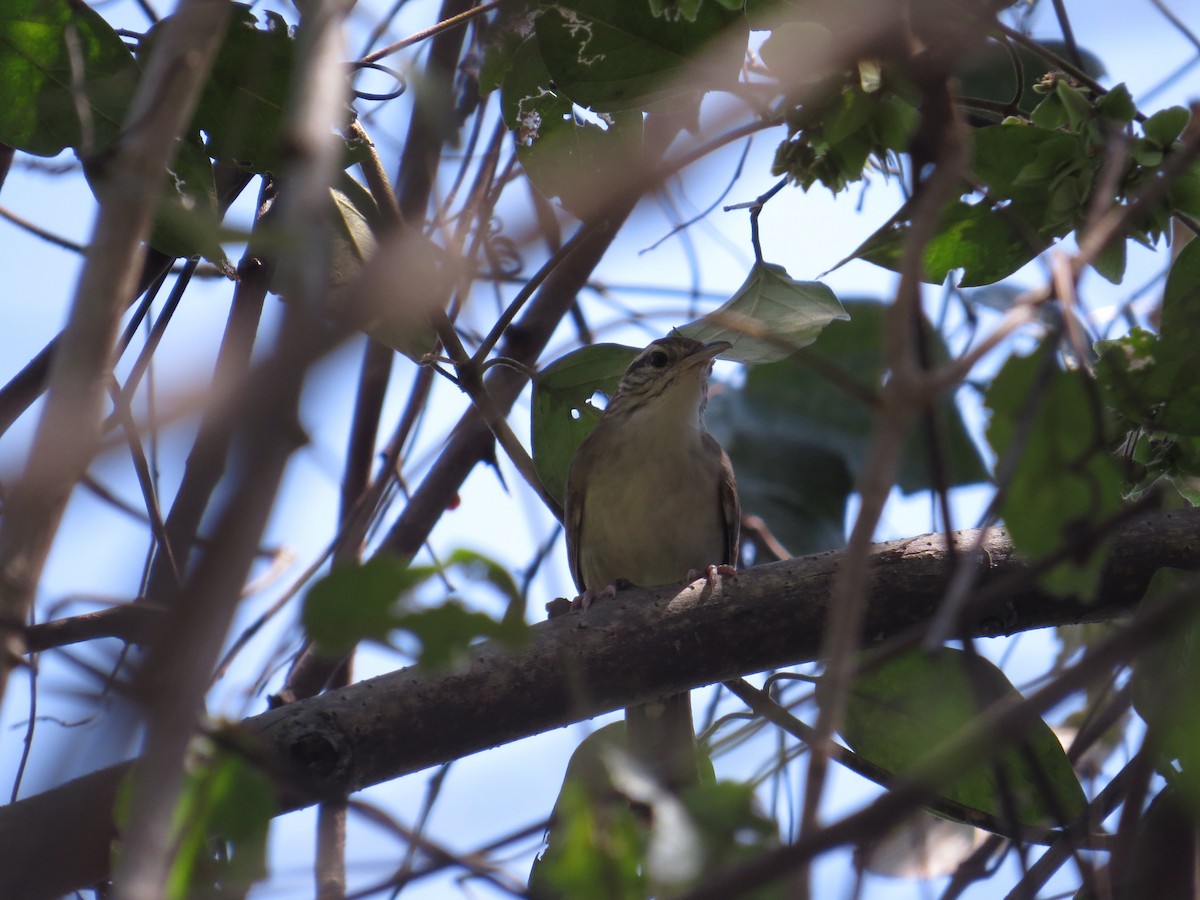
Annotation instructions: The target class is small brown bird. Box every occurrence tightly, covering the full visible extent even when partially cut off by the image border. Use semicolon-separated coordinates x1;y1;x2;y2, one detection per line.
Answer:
564;335;739;790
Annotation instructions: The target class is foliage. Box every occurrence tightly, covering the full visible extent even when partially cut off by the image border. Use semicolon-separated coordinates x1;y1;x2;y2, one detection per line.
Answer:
1;0;1199;898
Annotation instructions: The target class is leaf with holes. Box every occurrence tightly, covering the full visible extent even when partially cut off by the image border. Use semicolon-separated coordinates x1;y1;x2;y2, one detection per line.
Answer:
531;343;640;507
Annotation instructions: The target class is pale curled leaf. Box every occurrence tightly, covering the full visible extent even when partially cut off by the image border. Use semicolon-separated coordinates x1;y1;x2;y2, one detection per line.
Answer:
679;262;849;364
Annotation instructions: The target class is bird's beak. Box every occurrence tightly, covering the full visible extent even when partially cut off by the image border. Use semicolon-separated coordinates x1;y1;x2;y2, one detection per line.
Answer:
684;340;732;368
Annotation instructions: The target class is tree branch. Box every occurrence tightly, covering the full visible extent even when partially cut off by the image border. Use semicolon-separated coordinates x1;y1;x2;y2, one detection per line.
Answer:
3;508;1197;898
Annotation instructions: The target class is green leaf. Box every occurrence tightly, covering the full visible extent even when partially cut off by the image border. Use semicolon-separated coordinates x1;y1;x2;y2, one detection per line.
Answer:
986;346;1124;597
530;725;645;900
147;132;231;269
649;0;704;21
677;261;849;364
1161;237;1200;351
501;36;644;217
188;6;320;173
393;599;528;670
955;40;1105;117
303;556;434;656
444;547;526;627
706;299;986;555
853;198;1047;288
325;175;444;361
533;0;746;114
1143;105;1190;148
679;782;782;898
771;83;919;192
1095;241;1200;436
1096;82;1136;124
165;738;274;899
0;0;140;156
1091;228;1127;284
301;554;529;666
531;343;640;507
854;123;1094;286
1131;568;1200;805
843;648;1086;827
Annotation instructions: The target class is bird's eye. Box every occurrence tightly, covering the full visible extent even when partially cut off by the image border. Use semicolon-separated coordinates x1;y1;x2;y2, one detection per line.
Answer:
647;350;669;368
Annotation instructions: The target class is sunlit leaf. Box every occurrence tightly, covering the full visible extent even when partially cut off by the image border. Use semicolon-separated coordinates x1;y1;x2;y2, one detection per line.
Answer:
0;0;139;156
678;261;848;364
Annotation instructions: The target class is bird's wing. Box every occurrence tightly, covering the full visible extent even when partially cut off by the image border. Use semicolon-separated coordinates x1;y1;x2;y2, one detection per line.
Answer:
714;437;740;567
564;456;587;593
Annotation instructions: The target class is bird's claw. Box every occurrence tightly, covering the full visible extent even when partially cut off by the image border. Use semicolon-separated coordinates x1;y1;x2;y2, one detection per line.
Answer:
571;583;617;610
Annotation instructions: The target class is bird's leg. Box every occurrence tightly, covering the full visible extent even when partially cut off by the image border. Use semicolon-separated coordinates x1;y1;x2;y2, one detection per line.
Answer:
574;577;636;609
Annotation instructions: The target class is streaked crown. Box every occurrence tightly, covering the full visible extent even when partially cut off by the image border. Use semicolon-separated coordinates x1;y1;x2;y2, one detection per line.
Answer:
607;336;730;414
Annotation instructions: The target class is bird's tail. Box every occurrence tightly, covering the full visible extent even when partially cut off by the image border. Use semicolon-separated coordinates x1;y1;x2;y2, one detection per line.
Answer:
625;692;697;791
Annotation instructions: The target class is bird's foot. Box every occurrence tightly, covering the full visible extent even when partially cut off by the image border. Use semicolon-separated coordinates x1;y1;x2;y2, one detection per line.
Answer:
571;583;618;611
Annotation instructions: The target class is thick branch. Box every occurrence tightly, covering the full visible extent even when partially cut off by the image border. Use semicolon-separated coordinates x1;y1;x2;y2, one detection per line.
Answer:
3;508;1197;898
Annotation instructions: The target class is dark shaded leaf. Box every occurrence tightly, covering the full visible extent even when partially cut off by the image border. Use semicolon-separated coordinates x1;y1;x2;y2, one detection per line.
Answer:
190;6;302;173
533;0;746;114
986;346;1124;596
501;36;644;217
843;648;1086;827
707;299;986;555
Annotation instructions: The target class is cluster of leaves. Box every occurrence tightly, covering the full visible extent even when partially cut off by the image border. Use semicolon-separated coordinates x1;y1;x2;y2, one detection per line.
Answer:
0;2;374;268
1096;240;1200;504
852;82;1197;287
769;61;919;194
482;0;747;216
302;550;530;668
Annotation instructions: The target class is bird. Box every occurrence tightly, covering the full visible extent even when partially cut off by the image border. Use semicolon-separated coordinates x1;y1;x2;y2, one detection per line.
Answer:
564;334;739;791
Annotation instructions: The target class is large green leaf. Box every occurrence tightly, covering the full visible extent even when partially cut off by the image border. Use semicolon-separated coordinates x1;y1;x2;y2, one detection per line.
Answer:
852;198;1050;288
678;261;848;364
531;343;640;507
0;0;140;156
706;299;987;556
501;36;644;217
986;346;1124;597
190;6;295;173
533;0;746;114
843;648;1086;828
